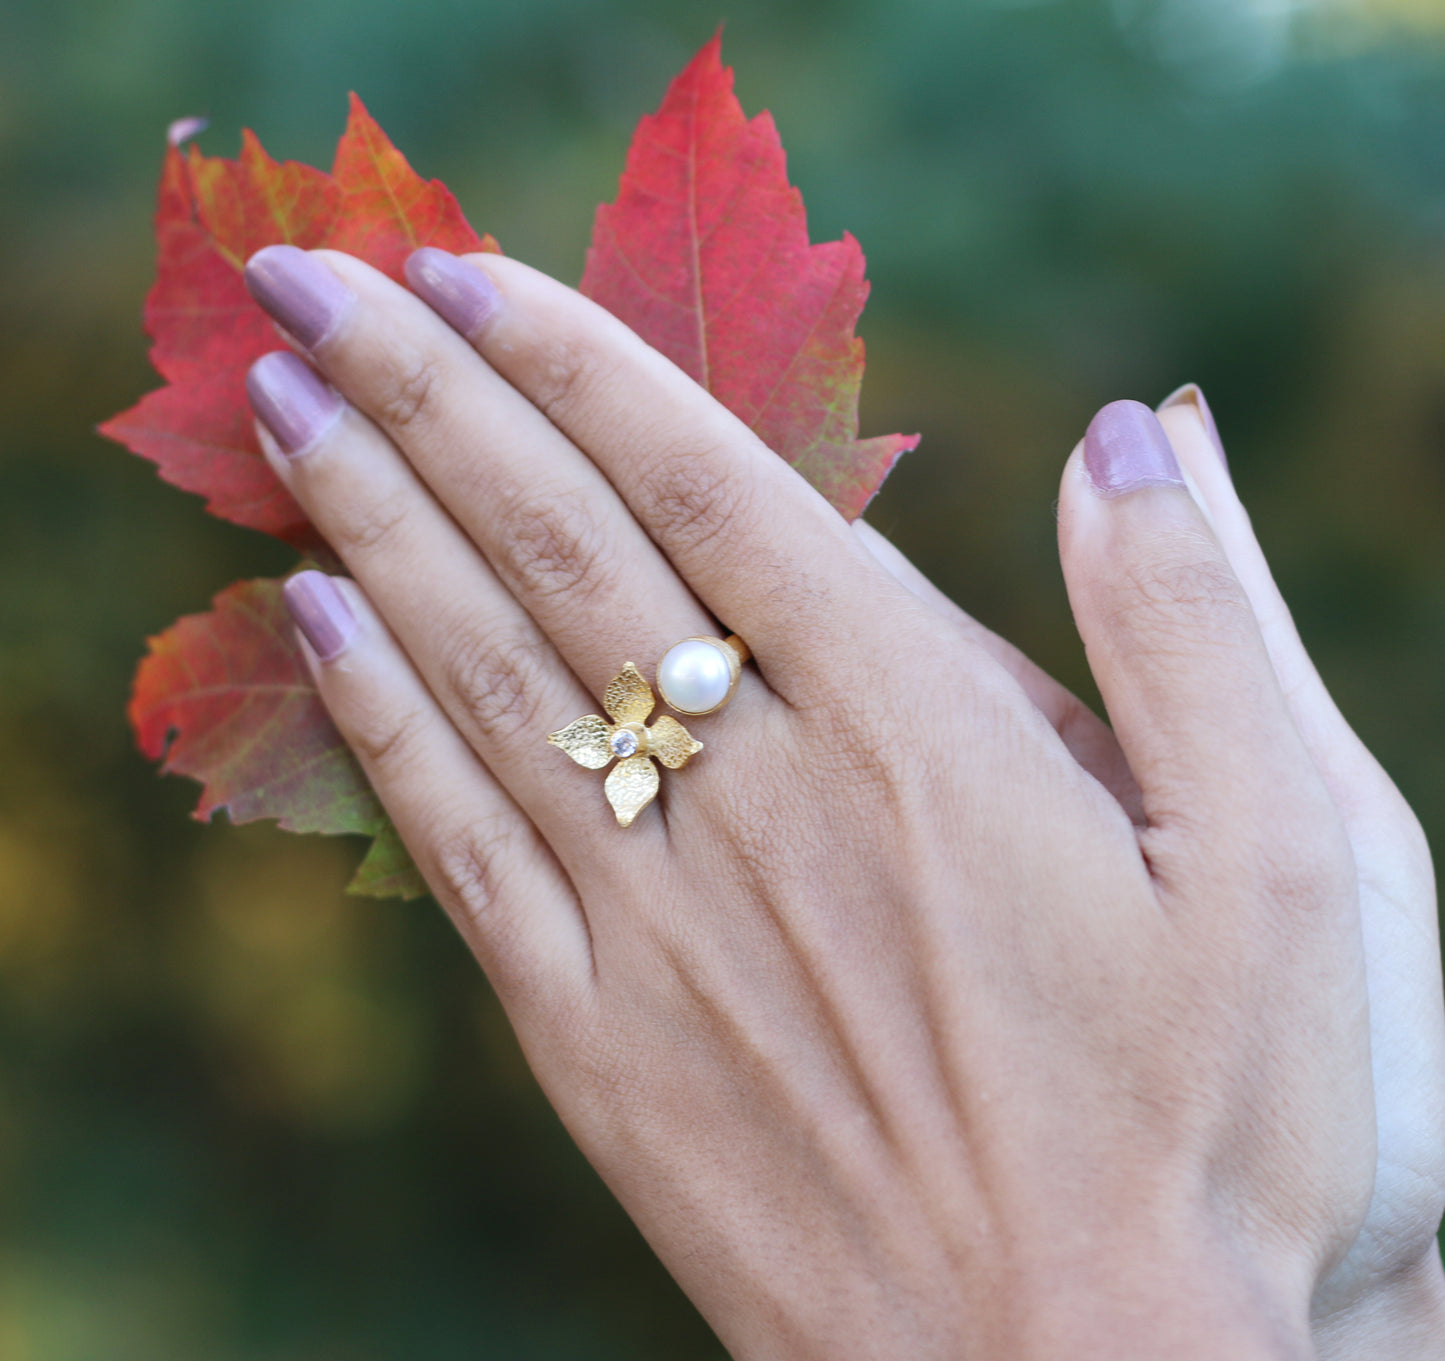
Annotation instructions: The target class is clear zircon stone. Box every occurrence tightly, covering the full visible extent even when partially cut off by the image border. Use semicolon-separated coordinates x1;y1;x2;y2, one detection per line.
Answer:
610;729;639;759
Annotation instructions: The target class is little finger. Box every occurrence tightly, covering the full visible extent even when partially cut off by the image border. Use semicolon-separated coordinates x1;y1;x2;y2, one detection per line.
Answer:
283;569;594;1016
246;350;639;862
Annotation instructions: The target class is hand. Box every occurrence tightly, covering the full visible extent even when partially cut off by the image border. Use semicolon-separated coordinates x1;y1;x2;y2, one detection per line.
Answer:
239;241;1414;1359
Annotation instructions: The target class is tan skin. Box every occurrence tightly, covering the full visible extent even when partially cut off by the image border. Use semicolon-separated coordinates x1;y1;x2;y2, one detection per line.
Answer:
245;245;1445;1359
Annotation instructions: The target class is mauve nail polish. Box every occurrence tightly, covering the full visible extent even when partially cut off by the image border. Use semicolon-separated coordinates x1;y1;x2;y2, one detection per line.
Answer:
284;571;357;663
245;244;355;349
1084;400;1186;497
246;351;345;456
404;248;500;339
1158;382;1228;468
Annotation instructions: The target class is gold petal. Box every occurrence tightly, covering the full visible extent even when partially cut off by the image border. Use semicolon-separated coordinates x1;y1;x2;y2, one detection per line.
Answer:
604;662;654;726
649;715;703;770
604;755;660;827
547;714;613;769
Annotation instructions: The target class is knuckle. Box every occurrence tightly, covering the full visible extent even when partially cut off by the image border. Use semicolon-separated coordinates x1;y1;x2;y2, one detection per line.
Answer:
428;813;522;937
1251;839;1354;917
526;330;620;424
1110;547;1252;648
1147;809;1353;921
437;625;552;746
372;343;445;433
496;485;614;607
331;492;411;558
344;699;431;776
639;442;753;558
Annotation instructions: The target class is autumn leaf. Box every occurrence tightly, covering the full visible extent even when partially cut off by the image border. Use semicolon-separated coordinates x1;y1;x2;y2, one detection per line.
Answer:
582;33;918;519
99;96;499;545
114;39;915;897
130;577;427;899
107;100;493;896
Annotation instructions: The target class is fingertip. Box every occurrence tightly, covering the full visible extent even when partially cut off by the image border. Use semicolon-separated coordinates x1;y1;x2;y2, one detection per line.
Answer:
283;569;358;664
244;245;356;350
1083;400;1186;498
243;242;306;289
246;350;346;458
404;246;501;340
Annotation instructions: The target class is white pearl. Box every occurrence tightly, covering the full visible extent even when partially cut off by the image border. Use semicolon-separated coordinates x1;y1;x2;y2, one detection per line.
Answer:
657;639;732;715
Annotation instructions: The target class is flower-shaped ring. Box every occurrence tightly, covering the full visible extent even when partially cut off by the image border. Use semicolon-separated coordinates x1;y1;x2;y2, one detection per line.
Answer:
547;663;703;826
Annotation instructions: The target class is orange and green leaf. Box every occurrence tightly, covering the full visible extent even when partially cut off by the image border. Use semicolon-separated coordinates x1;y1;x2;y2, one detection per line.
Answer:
130;577;426;899
99;97;498;545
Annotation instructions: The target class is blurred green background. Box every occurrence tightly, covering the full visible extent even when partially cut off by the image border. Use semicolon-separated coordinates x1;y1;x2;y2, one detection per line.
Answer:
2;0;1444;1354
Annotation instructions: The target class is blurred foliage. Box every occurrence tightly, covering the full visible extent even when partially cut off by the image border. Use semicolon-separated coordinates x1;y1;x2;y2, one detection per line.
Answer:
2;0;1444;1355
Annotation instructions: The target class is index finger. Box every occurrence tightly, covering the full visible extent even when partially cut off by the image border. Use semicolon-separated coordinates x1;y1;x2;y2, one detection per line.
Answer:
403;249;884;688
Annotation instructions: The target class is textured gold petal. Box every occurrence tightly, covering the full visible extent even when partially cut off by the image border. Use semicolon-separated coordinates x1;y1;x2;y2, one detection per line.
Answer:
649;715;703;770
547;714;613;769
604;755;659;827
604;662;654;726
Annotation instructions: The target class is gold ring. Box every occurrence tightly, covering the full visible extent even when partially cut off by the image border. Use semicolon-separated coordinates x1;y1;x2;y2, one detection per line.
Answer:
546;634;750;827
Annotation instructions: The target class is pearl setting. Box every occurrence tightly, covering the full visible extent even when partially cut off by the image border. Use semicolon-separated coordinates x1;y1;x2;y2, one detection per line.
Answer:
656;637;740;716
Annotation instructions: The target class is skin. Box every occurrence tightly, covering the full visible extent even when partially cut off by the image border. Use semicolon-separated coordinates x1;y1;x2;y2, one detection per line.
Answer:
245;246;1445;1359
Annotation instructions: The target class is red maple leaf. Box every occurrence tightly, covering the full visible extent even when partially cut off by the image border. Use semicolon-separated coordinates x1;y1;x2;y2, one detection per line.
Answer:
112;39;917;897
582;33;918;520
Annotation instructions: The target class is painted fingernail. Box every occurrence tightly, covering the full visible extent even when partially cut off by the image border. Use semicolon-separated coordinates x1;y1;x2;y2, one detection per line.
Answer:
404;248;500;339
1084;399;1186;497
284;571;357;663
246;351;345;456
244;245;355;349
1159;382;1228;468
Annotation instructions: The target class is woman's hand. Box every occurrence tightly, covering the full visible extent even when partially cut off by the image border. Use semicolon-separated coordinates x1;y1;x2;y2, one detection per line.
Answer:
238;242;1433;1359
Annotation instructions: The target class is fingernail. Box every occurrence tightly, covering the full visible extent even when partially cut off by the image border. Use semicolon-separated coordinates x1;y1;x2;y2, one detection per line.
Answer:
246;351;345;456
284;571;357;663
404;248;500;339
1084;399;1186;497
1158;382;1228;469
244;245;355;349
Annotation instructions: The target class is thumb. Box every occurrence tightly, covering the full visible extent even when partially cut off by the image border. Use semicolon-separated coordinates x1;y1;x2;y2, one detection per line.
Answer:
1156;386;1444;1304
1055;400;1344;903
